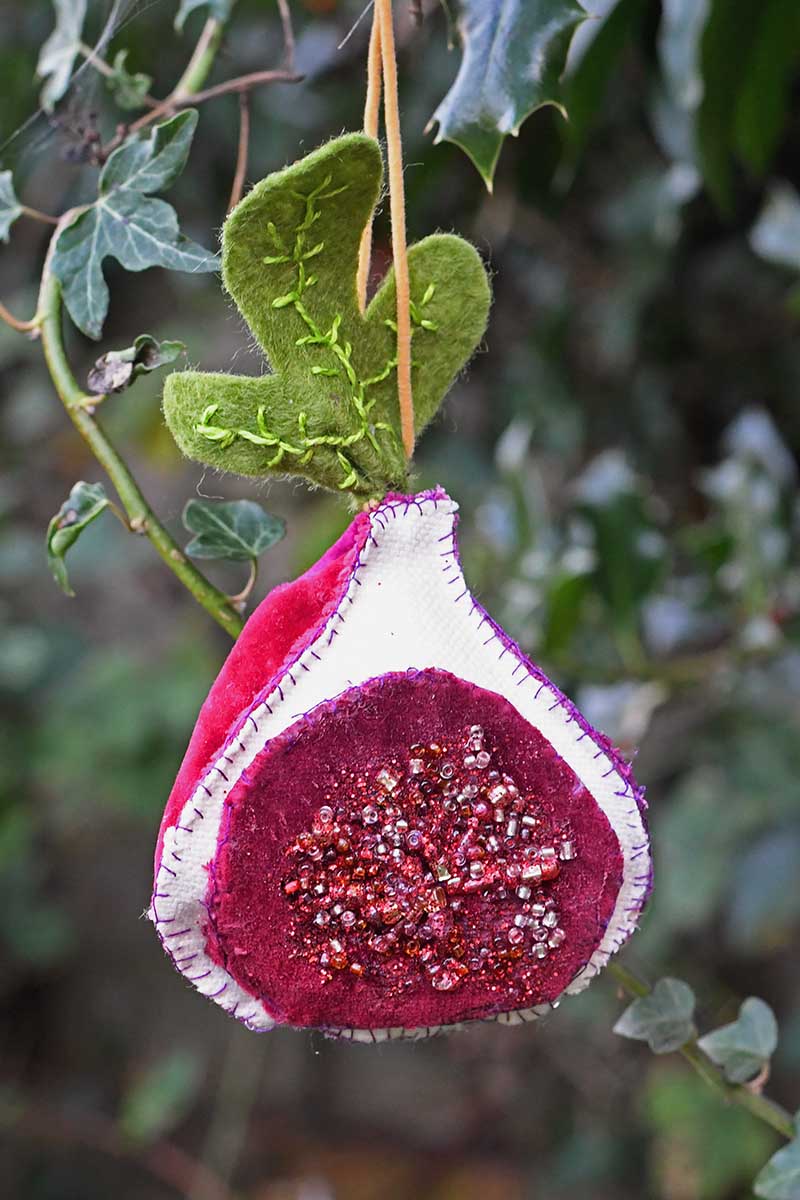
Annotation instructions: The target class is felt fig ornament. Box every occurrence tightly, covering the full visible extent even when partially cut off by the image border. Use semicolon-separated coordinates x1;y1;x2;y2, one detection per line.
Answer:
152;137;650;1039
152;488;651;1038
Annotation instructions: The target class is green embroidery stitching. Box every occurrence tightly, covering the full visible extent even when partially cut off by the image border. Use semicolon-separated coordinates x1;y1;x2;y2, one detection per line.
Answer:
193;174;437;491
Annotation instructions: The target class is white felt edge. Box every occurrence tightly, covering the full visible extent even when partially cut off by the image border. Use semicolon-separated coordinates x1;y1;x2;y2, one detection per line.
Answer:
150;492;651;1035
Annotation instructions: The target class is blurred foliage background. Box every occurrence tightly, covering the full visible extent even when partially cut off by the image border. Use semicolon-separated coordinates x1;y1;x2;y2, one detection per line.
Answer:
2;1;800;1198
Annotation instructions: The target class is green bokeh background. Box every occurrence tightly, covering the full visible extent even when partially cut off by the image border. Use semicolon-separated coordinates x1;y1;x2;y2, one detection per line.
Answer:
2;3;800;1198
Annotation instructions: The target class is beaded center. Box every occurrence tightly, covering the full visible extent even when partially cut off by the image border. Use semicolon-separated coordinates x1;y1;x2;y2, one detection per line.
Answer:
281;725;579;995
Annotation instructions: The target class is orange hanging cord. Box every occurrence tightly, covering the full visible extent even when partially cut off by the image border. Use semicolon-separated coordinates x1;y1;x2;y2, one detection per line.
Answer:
357;0;415;462
356;11;382;313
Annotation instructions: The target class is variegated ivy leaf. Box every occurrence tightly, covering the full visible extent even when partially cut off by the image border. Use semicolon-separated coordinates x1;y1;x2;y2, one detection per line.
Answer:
430;0;587;188
87;334;186;394
0;171;23;243
37;0;88;112
182;499;286;562
613;977;697;1054
46;481;110;596
697;996;778;1084
51;111;218;339
105;50;154;111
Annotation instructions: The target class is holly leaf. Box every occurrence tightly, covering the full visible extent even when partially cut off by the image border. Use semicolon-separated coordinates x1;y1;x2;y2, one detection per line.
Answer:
37;0;87;112
175;0;234;33
613;978;697;1053
51;110;218;340
87;334;185;394
46;481;110;596
754;1127;800;1200
105;50;153;111
182;499;286;562
429;0;587;188
0;171;23;243
163;134;491;497
697;997;778;1084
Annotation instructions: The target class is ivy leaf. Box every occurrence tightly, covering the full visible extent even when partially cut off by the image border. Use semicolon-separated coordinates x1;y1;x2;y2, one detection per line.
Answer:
429;0;587;189
105;50;154;111
182;499;286;562
697;997;778;1084
46;481;110;596
36;0;87;112
51;110;218;340
613;978;697;1053
87;334;185;394
175;0;234;33
754;1128;800;1200
0;171;23;243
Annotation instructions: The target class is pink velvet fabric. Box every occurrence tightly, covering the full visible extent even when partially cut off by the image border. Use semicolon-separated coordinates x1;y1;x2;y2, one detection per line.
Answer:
155;512;370;868
204;669;624;1031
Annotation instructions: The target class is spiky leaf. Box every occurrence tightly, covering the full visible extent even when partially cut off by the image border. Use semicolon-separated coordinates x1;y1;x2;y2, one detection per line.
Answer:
429;0;587;188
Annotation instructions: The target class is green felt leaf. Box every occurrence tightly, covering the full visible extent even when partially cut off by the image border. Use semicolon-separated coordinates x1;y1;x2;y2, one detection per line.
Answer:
0;171;23;243
87;334;185;395
105;49;153;111
613;977;697;1053
51;111;218;339
46;481;110;596
163;133;491;497
429;0;587;188
697;997;778;1084
37;0;87;112
182;499;286;561
754;1131;800;1200
175;0;234;32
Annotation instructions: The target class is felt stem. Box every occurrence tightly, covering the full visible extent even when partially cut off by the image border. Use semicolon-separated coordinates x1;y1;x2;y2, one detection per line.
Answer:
356;8;382;314
609;962;796;1140
37;219;244;641
376;0;415;461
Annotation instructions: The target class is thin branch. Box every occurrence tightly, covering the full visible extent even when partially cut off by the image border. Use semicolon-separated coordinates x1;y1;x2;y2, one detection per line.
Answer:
20;204;60;226
609;962;796;1141
276;0;296;72
0;300;40;335
227;558;258;612
227;92;251;212
376;0;414;459
356;5;382;312
36;216;244;640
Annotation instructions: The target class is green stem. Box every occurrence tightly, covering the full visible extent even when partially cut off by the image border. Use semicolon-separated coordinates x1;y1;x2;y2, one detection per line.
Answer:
172;17;226;98
609;962;796;1141
37;254;244;640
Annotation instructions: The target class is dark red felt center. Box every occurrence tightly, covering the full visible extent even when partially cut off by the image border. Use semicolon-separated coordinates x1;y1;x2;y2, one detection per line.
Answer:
204;670;623;1030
